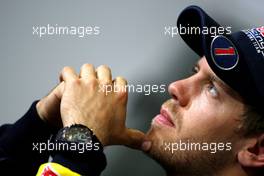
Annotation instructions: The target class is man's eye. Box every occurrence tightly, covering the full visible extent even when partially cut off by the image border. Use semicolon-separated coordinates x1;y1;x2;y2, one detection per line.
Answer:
208;83;218;97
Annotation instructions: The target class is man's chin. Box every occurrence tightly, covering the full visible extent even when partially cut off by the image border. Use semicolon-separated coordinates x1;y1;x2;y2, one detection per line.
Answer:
145;121;161;144
144;122;167;155
143;126;177;173
144;120;184;170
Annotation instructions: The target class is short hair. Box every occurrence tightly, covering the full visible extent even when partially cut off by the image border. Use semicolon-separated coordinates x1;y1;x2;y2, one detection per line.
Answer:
241;105;264;137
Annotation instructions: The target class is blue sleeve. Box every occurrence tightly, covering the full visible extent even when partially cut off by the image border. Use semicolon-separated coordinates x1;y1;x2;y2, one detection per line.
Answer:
0;101;107;176
0;101;58;175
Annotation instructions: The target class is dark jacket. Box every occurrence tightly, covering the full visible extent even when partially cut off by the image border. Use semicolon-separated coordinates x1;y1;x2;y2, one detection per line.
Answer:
0;101;106;175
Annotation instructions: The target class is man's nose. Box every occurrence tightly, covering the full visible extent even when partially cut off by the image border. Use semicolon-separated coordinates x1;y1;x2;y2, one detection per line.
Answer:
168;79;192;107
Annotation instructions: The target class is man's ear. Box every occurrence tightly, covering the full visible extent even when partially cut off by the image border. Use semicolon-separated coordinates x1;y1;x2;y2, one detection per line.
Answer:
238;134;264;168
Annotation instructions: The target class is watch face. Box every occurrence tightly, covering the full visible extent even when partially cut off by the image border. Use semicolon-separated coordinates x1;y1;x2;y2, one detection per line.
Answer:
64;126;93;143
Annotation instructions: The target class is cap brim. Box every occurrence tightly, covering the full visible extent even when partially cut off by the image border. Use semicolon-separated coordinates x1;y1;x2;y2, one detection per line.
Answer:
177;6;221;58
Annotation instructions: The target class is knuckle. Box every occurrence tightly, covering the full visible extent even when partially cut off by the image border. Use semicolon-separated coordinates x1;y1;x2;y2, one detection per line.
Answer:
98;64;111;71
71;79;81;85
101;79;112;85
81;63;93;70
116;89;128;101
116;76;127;84
88;78;98;87
62;66;72;73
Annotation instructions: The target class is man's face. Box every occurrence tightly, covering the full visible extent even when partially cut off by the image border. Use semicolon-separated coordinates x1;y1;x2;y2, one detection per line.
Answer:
146;57;245;175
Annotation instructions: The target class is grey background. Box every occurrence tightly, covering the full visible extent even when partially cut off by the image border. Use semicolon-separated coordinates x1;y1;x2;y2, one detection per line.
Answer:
0;0;263;175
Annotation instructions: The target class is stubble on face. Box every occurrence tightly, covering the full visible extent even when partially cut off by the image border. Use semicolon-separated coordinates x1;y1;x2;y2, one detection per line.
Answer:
146;128;236;176
145;100;240;176
143;58;245;175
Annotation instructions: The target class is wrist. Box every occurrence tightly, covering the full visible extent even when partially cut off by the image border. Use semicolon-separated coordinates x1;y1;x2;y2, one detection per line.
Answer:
61;120;107;147
53;124;104;158
61;117;83;128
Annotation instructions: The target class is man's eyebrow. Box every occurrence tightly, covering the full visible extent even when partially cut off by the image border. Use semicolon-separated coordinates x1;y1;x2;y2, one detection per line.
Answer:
211;74;240;99
196;59;240;99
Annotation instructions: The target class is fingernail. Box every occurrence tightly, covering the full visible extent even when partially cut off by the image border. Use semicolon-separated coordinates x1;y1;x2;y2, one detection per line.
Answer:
141;141;152;152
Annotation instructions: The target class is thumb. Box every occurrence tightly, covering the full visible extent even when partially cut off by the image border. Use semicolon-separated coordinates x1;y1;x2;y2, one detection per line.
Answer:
123;128;146;149
49;82;64;100
42;82;64;117
36;82;65;127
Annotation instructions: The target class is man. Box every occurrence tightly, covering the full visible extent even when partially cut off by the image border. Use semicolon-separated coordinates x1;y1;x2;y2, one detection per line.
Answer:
1;6;264;176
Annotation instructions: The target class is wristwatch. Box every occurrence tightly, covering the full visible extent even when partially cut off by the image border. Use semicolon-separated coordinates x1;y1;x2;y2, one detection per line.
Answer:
52;124;106;169
50;124;106;172
55;124;94;143
53;124;104;158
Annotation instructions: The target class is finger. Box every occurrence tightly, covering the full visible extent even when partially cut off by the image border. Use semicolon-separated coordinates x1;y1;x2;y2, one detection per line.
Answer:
60;66;78;82
113;76;128;107
123;128;146;149
113;76;127;93
44;82;65;109
80;64;96;80
51;82;65;99
96;65;112;85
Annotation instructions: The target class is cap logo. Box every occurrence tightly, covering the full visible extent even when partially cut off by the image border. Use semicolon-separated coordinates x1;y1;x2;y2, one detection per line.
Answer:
214;47;235;56
256;26;264;37
211;35;239;70
243;26;264;58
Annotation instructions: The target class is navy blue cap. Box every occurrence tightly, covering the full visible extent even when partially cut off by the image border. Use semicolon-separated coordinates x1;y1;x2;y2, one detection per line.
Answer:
177;6;264;111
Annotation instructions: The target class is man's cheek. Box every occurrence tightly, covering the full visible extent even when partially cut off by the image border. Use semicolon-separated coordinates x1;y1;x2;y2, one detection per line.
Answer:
183;109;223;137
179;121;208;140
